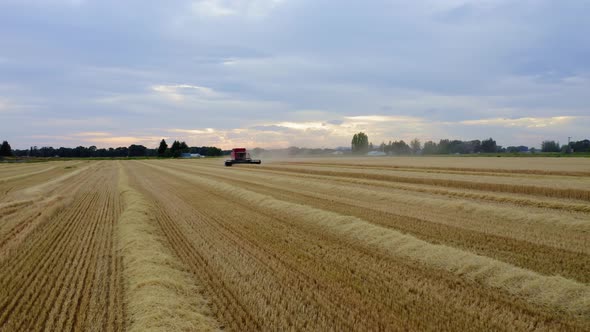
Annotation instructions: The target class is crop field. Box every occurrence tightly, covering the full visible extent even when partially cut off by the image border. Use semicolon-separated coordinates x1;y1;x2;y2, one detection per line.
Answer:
1;157;589;331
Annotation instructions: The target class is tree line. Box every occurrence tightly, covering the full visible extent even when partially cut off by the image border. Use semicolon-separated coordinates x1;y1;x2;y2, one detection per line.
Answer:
540;140;590;153
350;133;590;155
2;136;589;159
0;139;222;158
352;133;500;155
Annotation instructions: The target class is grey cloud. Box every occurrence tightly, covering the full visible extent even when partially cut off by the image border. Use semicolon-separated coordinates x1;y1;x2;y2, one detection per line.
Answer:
249;125;293;132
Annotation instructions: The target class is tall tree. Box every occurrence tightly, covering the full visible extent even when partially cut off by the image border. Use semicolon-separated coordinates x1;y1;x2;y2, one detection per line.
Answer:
351;132;369;154
410;138;421;154
481;138;497;153
422;141;437;154
157;139;168;157
170;140;182;158
541;140;560;152
0;141;12;156
569;139;590;152
128;144;147;157
179;141;189;152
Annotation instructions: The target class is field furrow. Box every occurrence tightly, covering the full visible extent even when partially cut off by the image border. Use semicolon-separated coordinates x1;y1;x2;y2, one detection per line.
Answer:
262;165;590;201
238;165;590;212
280;161;590;177
165;163;590;283
0;163;123;331
133;160;589;331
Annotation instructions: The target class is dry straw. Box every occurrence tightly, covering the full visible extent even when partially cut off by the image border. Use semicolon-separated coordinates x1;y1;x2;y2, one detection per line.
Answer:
264;166;590;201
117;167;219;331
148;161;590;319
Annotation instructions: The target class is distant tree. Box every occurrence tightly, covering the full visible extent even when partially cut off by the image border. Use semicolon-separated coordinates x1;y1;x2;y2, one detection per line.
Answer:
507;145;529;153
30;146;39;157
541;140;560;152
481;138;497;153
506;146;519;153
0;141;12;157
189;146;223;156
73;146;85;157
384;141;393;154
422;141;437;154
437;139;450;154
390;140;410;155
410;138;421;154
157;139;168;157
170;140;182;158
128;144;147;157
470;140;482;153
114;147;129;157
351;132;369;154
569;139;590;152
287;146;300;156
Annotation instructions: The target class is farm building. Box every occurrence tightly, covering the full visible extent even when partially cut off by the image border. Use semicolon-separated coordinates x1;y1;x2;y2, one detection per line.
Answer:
180;153;204;158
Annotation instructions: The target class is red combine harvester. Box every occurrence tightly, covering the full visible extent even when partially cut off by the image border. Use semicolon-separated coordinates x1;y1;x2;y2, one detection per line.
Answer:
225;148;262;167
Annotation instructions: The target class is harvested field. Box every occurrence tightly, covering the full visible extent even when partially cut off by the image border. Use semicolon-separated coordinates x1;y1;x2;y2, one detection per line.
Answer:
0;157;589;331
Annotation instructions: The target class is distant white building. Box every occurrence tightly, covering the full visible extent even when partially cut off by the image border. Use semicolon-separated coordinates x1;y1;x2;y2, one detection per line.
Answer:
180;153;204;158
367;151;386;156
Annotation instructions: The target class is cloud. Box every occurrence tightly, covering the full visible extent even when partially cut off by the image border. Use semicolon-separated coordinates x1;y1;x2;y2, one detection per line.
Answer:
0;96;40;113
72;131;112;137
191;0;284;18
31;118;114;128
168;128;216;135
91;136;163;147
344;115;425;123
191;0;236;17
152;84;221;101
459;116;583;128
3;0;86;5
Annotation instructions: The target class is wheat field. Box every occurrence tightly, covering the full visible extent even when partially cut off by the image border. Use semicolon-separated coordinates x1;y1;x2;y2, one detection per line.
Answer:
1;157;589;331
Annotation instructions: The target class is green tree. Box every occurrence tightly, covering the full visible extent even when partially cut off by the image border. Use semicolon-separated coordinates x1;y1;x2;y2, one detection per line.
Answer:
437;139;450;154
0;141;13;157
157;139;168;157
170;140;180;157
351;132;369;154
128;144;147;157
570;139;590;152
541;140;560;152
481;138;497;153
422;141;437;154
410;138;421;154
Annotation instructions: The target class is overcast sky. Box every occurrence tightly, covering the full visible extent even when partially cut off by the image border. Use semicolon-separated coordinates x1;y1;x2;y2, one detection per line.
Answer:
1;0;588;149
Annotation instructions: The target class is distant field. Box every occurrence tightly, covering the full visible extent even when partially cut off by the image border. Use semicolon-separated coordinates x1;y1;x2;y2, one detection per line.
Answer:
1;157;589;331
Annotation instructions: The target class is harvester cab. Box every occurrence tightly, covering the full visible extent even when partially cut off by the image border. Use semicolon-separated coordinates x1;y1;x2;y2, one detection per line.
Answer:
225;148;262;167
